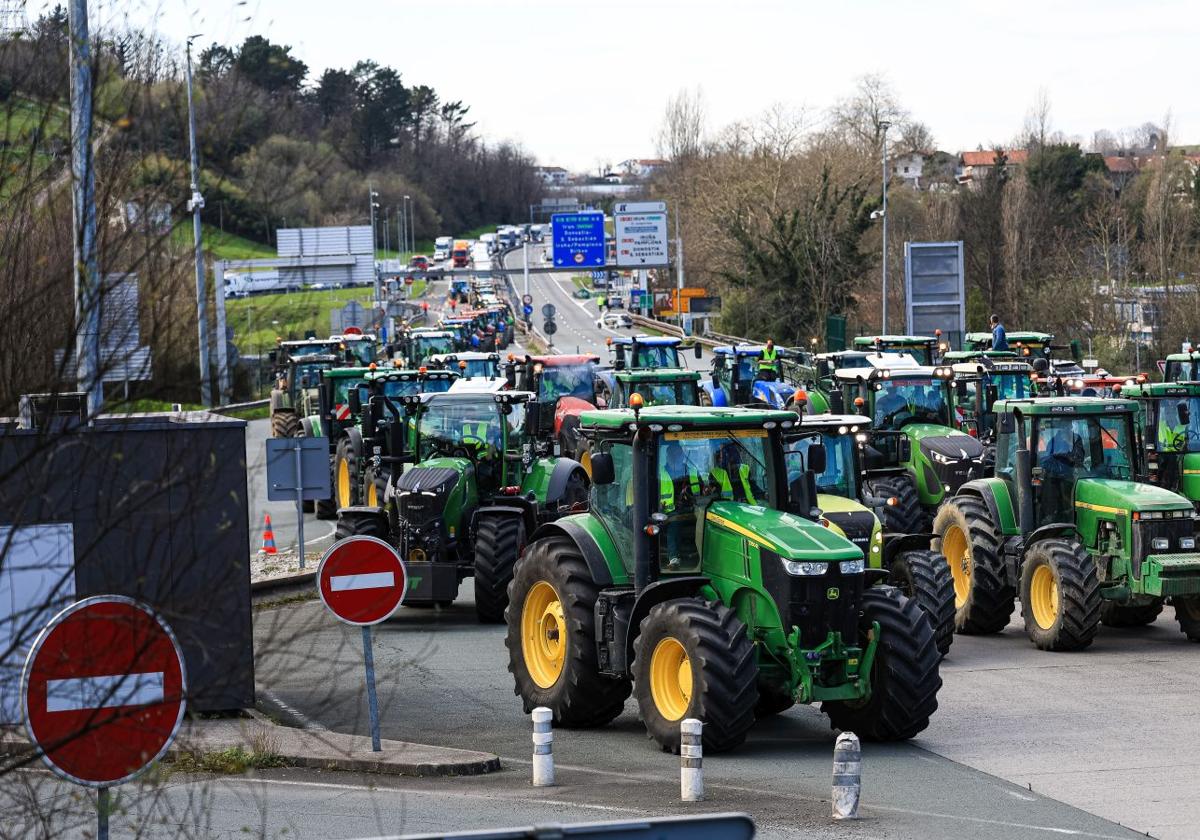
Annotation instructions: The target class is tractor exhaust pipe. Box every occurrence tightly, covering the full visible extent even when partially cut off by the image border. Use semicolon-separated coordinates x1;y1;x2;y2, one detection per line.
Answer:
1014;408;1034;535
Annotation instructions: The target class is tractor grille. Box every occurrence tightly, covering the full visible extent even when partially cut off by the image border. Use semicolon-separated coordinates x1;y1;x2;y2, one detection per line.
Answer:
759;550;862;647
822;510;876;555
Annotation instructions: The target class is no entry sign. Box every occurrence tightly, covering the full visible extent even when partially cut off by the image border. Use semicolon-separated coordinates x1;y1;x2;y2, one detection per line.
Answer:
317;536;407;625
21;596;187;787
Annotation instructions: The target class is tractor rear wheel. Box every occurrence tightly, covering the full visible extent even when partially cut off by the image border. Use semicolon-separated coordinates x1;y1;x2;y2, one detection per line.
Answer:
933;496;1014;634
1099;600;1163;628
1173;597;1200;641
888;550;955;658
362;467;388;509
334;507;390;541
1019;539;1100;651
271;409;300;439
754;683;795;718
863;475;922;534
505;536;631;727
334;437;361;509
632;597;758;754
474;514;524;623
824;586;941;741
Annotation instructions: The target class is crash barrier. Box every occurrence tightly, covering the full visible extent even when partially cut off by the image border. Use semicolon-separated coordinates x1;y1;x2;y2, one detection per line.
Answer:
831;731;862;820
0;408;255;721
532;706;554;786
680;718;704;801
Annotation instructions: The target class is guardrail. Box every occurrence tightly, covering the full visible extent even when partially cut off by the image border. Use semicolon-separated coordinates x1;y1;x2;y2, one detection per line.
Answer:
213;399;269;415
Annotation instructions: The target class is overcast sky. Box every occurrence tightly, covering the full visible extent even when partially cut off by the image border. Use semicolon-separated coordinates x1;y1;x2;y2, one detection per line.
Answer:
55;0;1200;170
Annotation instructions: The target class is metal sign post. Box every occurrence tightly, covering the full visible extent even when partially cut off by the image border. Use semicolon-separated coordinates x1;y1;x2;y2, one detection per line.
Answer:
316;536;407;751
266;437;332;570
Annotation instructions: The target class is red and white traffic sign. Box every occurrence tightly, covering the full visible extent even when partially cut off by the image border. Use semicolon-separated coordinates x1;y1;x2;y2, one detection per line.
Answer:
21;596;187;787
317;536;407;625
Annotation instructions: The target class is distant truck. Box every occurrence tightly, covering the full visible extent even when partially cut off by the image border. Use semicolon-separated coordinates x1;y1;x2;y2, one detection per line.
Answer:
434;236;453;261
497;227;519;249
451;239;471;267
223;270;302;298
479;233;498;254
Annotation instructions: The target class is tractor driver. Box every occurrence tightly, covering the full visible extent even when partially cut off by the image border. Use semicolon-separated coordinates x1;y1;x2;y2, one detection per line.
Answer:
1039;423;1084;521
711;441;761;505
874;383;910;428
1160;400;1191;452
660;441;705;565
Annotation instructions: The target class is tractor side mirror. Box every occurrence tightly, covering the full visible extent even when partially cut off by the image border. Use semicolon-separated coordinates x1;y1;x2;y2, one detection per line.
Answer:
505;364;517;389
955;381;968;399
614;345;626;371
997;413;1016;435
695;343;703;360
985;384;999;407
524;401;543;438
806;443;827;475
829;391;844;413
1032;357;1049;373
348;388;362;416
590;453;615;485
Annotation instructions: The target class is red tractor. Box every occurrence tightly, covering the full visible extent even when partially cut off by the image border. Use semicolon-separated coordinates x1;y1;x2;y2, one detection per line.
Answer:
506;354;602;460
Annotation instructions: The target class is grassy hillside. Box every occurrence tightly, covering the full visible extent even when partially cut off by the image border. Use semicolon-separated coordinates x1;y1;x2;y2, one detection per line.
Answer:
171;223;276;260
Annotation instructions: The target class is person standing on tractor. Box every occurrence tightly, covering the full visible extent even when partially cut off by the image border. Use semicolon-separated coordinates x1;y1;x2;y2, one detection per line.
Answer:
758;339;780;381
990;314;1009;352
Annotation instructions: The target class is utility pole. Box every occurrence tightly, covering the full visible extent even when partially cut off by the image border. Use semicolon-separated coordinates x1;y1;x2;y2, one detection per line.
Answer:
184;35;211;406
403;195;412;258
674;212;686;335
383;207;390;254
369;188;380;309
523;240;530;298
67;0;103;413
879;121;891;335
395;207;402;264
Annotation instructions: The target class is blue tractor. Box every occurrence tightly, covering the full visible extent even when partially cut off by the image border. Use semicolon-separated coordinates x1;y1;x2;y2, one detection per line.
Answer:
701;345;805;411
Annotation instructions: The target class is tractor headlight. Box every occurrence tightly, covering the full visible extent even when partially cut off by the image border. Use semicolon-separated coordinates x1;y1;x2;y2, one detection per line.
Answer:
839;558;865;574
1182;537;1196;550
782;559;827;576
1152;538;1170;551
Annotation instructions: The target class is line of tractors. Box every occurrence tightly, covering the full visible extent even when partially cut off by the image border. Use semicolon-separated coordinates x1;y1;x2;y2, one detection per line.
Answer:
267;295;1200;754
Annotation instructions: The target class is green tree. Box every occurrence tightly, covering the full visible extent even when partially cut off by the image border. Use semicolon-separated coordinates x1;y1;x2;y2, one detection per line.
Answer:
235;35;308;93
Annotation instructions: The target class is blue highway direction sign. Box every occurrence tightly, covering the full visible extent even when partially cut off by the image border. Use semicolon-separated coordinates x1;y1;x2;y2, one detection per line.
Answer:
552;212;605;268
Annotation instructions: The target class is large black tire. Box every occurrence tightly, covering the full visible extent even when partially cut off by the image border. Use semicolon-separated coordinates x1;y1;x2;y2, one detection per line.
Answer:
1173;597;1200;641
863;474;923;534
271;409;300;439
504;536;631;727
632;597;758;754
334;436;362;509
933;496;1015;634
823;586;942;741
361;466;388;509
334;506;390;541
754;683;795;719
1099;599;1163;628
474;514;524;623
1019;538;1101;651
887;550;956;658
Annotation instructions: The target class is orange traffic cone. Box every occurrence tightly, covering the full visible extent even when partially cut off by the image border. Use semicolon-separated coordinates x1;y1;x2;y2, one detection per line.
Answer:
262;514;277;555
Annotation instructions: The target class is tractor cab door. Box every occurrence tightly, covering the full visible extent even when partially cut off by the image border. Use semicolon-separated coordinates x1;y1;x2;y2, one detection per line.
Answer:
1031;417;1081;526
590;440;637;572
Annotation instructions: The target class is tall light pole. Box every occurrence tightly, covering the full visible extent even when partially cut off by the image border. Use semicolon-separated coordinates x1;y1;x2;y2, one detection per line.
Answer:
67;0;103;413
184;35;212;405
879;121;891;334
396;206;403;263
382;206;390;254
369;188;380;305
403;195;412;257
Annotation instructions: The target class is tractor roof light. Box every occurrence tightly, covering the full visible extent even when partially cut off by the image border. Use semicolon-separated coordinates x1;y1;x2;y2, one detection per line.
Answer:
887;496;899;507
854;397;865;408
838;425;848;435
856;432;868;443
368;362;377;370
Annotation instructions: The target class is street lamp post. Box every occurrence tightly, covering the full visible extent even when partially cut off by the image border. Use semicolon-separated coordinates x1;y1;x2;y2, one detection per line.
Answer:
879;121;891;335
403;195;412;258
383;207;390;254
368;188;380;308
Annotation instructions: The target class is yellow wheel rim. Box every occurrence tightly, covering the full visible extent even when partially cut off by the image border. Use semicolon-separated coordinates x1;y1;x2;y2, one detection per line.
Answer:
1029;563;1059;630
367;480;378;507
943;523;972;609
337;458;352;507
649;637;693;721
522;582;566;689
580;448;592;479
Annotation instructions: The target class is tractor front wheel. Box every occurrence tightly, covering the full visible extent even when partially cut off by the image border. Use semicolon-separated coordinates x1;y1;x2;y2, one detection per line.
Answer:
362;466;388;509
863;475;923;534
824;586;941;740
888;550;955;658
1019;539;1100;651
474;514;524;623
271;409;300;439
505;536;631;727
632;597;758;754
334;507;390;541
933;496;1014;634
1173;597;1200;641
1099;600;1163;628
334;437;362;509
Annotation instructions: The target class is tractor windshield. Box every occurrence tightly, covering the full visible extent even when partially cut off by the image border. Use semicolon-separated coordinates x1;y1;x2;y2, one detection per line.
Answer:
344;340;376;365
632;344;681;369
732;355;758;380
657;430;770;509
1035;414;1134;483
1165;359;1200;383
884;343;932;365
538;364;596;402
993;373;1034;400
416;336;455;358
873;377;950;429
460;358;500;379
622;379;699;408
1155;397;1200;452
786;433;857;499
293;363;332;391
417;400;506;462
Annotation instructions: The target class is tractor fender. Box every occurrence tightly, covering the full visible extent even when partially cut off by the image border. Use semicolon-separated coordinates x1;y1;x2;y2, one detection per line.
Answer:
955;479;1005;533
625;576;711;666
474;503;534;539
702;382;730;407
881;532;935;566
270;389;290;412
345;426;365;458
299;416;318;438
529;519;613;586
545;458;587;505
1026;522;1078;547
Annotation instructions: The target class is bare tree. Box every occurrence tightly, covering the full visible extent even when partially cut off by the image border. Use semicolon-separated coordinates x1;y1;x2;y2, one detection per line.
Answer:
830;73;909;150
655;87;706;163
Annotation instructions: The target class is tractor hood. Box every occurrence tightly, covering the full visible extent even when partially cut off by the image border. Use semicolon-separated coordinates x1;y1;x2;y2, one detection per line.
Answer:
817;494;879;558
704;501;861;562
1076;478;1193;515
750;379;797;409
904;422;984;455
554;396;596;434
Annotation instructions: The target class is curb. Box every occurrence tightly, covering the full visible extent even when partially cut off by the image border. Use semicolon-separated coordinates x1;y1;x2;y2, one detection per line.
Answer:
250;569;316;593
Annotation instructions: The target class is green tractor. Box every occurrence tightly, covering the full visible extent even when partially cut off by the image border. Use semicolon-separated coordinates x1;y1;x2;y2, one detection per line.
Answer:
1119;380;1200;519
835;365;985;533
933;396;1200;650
1159;349;1200;383
948;357;1039;465
400;329;458;367
851;334;945;366
786;414;956;656
336;391;589;622
505;404;941;752
269;352;343;438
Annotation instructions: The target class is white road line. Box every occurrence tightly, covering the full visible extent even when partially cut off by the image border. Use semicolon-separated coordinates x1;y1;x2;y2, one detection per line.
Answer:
46;672;164;712
330;572;395;592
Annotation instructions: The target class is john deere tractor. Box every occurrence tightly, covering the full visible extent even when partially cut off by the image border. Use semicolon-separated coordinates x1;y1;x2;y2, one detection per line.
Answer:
835;365;985;534
785;414;956;656
948;356;1039;464
505;404;941;753
933;396;1200;650
1159;349;1200;383
336;391;588;622
851;334;944;366
400;329;458;367
1119;380;1200;522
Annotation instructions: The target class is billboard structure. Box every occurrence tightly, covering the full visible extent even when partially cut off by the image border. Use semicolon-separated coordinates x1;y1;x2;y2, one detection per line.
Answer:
904;241;965;347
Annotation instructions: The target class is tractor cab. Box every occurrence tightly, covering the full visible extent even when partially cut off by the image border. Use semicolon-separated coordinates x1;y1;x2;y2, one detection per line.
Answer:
852;334;944;366
439;318;478;351
836;364;984;530
428;352;502;382
704;345;807;412
789;350;918;409
1161;350;1200;383
610;370;702;409
607;335;697;371
269;352;343;436
401;329;457;367
950;357;1038;442
1120;380;1200;511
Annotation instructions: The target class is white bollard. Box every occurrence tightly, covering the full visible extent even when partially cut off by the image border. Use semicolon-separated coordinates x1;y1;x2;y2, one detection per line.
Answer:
531;707;554;786
831;731;861;820
680;718;704;801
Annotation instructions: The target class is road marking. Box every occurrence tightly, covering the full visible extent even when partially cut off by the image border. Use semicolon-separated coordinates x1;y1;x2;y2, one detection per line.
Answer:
1008;789;1039;801
330;572;395;592
46;672;164;712
256;688;328;731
